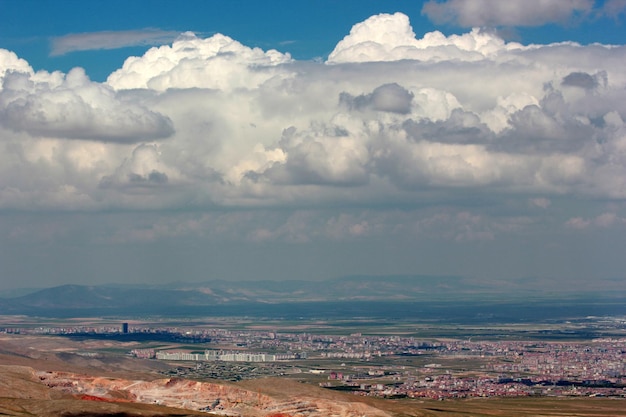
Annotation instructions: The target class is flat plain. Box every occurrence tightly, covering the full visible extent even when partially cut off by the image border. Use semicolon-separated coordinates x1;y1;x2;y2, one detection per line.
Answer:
1;314;625;416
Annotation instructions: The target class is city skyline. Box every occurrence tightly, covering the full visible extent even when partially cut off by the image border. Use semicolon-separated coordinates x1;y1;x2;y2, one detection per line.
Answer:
1;1;626;291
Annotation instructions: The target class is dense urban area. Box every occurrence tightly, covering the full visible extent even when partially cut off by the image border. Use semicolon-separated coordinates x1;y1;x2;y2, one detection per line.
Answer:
4;317;626;400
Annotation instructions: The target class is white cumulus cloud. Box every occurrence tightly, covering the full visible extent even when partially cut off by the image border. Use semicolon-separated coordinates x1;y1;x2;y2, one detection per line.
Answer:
327;12;522;64
107;32;292;91
0;12;624;218
0;65;173;143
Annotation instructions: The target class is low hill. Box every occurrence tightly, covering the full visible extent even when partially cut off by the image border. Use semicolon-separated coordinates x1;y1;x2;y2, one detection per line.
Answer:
1;275;625;318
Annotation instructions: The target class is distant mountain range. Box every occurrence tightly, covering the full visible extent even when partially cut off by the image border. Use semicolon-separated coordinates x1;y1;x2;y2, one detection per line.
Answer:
0;275;624;317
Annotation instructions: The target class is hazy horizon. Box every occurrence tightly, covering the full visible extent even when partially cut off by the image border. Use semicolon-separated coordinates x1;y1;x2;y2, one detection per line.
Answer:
1;1;626;291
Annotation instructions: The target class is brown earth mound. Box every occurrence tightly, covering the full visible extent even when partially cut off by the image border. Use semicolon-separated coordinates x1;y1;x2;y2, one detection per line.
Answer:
35;370;391;417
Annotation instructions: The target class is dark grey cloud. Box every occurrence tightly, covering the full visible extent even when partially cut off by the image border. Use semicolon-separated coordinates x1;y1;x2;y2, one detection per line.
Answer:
562;72;597;89
561;71;607;90
340;83;414;114
128;170;169;184
491;91;602;155
404;109;494;145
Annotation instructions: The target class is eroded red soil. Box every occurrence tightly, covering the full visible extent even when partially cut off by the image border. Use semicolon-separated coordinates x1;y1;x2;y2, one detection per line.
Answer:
37;370;390;417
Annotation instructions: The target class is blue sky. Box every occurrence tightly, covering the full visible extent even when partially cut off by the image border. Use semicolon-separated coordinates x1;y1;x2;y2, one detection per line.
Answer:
0;0;626;293
2;0;625;81
3;1;430;80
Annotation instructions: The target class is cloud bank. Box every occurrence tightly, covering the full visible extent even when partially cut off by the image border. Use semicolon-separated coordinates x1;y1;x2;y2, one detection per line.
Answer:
1;12;626;248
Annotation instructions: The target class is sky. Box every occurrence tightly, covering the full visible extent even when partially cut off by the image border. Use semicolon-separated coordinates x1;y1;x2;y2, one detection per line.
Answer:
0;0;626;292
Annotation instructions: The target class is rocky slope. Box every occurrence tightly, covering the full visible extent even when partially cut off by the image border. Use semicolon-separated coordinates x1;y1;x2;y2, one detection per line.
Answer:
35;369;390;417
